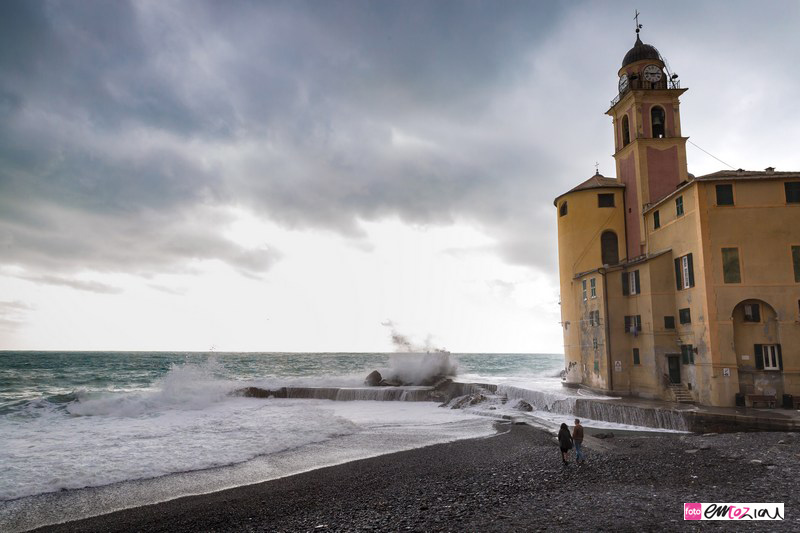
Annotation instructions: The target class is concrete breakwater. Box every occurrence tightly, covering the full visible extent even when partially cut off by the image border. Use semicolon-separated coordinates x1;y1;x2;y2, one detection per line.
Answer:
235;382;799;433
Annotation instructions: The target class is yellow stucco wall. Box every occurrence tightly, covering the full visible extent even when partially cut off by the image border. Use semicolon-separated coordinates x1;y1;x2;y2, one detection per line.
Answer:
556;186;626;385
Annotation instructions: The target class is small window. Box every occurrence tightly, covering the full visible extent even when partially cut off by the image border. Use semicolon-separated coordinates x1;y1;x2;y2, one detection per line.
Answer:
762;345;779;370
676;196;684;216
755;344;782;371
793;246;800;282
559;201;568;217
590;278;597;298
722;248;741;284
653;210;660;229
588;310;599;326
598;193;615;208
786;182;800;203
716;184;734;206
593;338;598;350
622;270;641;296
624;315;642;333
582;280;587;301
664;316;676;329
681;344;695;365
633;348;640;365
743;303;760;322
675;254;694;290
679;308;691;324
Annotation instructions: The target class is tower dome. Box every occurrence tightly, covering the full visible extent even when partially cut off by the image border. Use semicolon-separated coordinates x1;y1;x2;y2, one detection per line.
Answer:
621;35;661;67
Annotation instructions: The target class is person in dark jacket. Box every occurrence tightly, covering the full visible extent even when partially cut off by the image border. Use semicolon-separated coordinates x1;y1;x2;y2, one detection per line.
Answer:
573;419;585;465
557;422;573;464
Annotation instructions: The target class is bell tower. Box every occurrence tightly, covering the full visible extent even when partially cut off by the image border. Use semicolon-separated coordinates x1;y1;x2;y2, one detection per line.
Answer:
607;23;689;259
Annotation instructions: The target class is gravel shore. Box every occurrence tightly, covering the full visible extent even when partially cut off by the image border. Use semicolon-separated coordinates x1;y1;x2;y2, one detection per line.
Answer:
37;423;799;532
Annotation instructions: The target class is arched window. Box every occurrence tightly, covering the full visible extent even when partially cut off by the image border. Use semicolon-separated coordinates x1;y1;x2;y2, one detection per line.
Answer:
651;106;665;138
559;201;568;217
601;231;619;265
621;115;630;146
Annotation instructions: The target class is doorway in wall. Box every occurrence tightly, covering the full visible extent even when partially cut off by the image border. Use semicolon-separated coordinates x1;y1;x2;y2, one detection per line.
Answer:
667;355;681;384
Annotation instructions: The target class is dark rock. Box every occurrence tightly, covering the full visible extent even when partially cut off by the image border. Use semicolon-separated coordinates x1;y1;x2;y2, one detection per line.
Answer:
364;370;383;386
515;400;533;412
234;386;287;399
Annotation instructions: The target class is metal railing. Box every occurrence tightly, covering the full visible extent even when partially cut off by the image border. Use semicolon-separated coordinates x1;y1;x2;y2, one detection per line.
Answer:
610;78;682;108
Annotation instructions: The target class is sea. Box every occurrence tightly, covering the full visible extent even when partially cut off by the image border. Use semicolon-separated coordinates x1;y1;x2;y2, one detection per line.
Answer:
0;351;673;531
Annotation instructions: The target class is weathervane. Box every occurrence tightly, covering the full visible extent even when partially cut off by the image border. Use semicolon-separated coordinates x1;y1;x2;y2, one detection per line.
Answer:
594;162;600;175
634;10;643;35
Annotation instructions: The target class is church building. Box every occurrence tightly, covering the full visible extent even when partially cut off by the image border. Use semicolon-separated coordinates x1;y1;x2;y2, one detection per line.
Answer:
554;31;800;407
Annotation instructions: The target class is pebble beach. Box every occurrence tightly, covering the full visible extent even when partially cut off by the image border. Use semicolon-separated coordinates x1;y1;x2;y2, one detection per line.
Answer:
34;424;799;532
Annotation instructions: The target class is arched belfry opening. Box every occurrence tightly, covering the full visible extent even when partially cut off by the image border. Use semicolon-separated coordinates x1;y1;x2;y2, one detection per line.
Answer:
651;106;665;138
600;231;619;265
621;115;631;146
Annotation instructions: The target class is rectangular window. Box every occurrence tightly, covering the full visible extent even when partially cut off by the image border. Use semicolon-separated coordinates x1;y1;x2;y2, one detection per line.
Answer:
598;193;615;207
582;279;587;301
622;270;640;296
664;316;676;329
633;348;640;365
624;315;642;333
653;210;660;229
676;196;684;216
763;345;779;369
593;338;598;350
722;247;741;283
715;184;734;205
786;182;800;203
629;270;640;295
559;201;568;217
675;253;694;290
591;310;600;326
743;303;760;322
793;246;800;283
681;344;695;365
590;278;597;298
755;344;782;370
679;308;691;324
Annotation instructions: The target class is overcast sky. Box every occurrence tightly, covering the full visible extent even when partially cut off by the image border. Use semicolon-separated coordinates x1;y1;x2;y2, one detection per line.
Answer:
1;0;798;353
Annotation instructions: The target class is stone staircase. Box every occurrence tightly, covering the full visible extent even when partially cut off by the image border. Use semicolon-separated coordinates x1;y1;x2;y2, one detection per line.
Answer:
669;383;695;404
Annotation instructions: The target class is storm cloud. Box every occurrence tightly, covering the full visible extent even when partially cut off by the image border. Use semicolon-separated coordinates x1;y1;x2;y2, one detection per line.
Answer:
2;0;798;287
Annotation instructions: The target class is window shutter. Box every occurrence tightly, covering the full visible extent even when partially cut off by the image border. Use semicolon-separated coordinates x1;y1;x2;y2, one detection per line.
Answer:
622;272;629;296
675;258;682;290
777;344;783;371
634;270;641;294
687;253;695;287
754;344;764;369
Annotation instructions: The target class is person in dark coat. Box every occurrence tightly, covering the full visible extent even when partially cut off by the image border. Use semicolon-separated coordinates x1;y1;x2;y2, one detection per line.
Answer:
558;422;573;464
573;419;585;465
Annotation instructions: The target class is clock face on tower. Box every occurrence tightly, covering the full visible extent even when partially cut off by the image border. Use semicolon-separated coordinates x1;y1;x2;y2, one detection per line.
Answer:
643;64;663;83
618;74;629;93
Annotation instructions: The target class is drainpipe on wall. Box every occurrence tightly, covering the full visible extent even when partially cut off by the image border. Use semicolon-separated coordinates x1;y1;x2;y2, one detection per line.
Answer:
600;267;613;392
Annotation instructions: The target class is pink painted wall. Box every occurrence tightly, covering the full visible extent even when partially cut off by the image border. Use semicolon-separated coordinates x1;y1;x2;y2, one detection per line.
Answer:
647;145;680;204
619;153;638;260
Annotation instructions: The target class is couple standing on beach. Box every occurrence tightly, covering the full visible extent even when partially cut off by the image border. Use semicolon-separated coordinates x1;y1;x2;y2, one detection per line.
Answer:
557;419;585;465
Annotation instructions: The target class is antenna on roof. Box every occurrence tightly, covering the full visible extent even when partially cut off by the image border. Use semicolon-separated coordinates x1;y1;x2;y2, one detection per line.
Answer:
634;10;643;35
